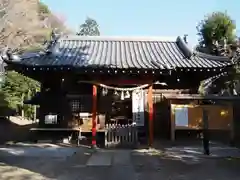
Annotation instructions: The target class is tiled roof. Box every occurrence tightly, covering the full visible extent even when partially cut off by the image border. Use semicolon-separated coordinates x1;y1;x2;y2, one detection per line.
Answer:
7;36;232;70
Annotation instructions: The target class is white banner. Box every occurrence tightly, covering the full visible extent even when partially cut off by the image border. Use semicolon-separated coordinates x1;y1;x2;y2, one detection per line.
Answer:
132;89;145;126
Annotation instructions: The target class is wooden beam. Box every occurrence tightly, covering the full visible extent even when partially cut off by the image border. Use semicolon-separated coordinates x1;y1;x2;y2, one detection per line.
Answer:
93;79;154;85
164;94;240;101
92;85;97;147
148;85;153;147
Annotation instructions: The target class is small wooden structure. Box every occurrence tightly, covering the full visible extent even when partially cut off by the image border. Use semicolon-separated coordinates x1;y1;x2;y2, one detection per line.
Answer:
105;123;138;148
166;94;240;144
2;35;234;147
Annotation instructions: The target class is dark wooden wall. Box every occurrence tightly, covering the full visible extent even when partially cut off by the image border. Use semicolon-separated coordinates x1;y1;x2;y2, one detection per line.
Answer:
232;101;240;146
38;79;70;128
38;78;113;129
36;72;204;138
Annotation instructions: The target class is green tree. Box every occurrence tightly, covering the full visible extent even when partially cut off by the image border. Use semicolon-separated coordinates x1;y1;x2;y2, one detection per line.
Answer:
77;17;100;36
197;11;236;55
0;90;11;116
1;71;40;118
38;1;51;15
196;12;240;95
0;1;67;119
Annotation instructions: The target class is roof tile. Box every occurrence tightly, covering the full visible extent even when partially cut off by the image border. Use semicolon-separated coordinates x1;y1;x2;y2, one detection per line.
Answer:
12;36;232;70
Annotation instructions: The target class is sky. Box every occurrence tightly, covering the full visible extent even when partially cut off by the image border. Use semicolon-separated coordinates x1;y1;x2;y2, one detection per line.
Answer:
41;0;240;46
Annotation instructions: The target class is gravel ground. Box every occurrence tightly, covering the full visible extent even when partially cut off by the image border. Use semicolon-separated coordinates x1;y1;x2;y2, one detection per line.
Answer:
132;152;240;180
0;144;240;180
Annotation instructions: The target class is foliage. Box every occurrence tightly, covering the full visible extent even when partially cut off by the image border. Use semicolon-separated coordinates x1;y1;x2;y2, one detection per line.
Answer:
77;17;100;36
0;90;10;116
18;44;45;54
0;0;68;52
197;11;236;54
0;1;68;119
38;1;50;15
0;10;6;18
196;12;240;95
0;71;40;118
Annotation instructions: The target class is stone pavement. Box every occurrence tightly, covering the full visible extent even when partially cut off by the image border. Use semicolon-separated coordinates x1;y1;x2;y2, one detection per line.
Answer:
0;144;240;179
60;148;240;180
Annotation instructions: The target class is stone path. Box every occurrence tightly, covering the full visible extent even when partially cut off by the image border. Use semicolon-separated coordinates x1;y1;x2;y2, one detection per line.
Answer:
0;144;240;179
86;150;112;166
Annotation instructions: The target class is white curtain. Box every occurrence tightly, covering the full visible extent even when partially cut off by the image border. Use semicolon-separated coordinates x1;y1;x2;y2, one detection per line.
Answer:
132;90;145;126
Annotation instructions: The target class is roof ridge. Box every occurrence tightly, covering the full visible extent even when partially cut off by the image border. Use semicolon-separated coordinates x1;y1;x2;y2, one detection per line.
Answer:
194;51;230;62
59;35;178;42
176;36;193;58
175;37;231;62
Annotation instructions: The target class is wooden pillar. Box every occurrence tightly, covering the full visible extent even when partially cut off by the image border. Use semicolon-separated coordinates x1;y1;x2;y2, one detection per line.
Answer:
39;84;45;126
202;108;210;155
148;85;153;147
230;104;235;146
170;101;175;142
92;85;97;148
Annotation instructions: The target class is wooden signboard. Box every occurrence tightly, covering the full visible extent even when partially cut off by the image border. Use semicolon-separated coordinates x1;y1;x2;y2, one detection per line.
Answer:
174;107;189;127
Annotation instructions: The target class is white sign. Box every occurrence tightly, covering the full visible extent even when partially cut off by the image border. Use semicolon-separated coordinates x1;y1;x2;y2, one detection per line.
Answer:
175;107;188;127
79;112;90;117
132;90;145;126
45;115;58;124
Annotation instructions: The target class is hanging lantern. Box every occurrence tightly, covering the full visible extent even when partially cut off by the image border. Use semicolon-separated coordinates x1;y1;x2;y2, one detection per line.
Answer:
120;91;125;100
125;91;130;98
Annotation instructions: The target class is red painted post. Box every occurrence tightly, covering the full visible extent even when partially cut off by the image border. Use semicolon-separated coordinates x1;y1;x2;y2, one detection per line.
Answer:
92;85;97;148
148;85;153;147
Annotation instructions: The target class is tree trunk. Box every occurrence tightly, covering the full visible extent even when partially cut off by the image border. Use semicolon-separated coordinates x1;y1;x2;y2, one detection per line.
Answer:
33;105;36;122
21;93;24;118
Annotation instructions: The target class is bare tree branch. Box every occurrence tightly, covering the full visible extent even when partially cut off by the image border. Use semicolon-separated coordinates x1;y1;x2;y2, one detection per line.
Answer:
0;0;68;52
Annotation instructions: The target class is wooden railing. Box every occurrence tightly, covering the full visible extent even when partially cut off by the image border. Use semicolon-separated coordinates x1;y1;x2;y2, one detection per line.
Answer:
105;123;138;148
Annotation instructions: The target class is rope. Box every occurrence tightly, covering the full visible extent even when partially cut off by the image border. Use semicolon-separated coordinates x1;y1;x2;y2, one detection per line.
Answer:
78;80;152;91
99;83;150;91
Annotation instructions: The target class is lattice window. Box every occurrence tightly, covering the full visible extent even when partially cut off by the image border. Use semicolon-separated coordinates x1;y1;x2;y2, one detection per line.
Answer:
70;100;80;112
69;95;92;113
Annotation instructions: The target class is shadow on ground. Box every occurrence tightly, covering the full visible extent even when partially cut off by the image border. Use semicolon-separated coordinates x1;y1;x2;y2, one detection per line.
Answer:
131;140;240;180
0;143;93;180
0;141;240;180
1;134;240;180
0;117;37;144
